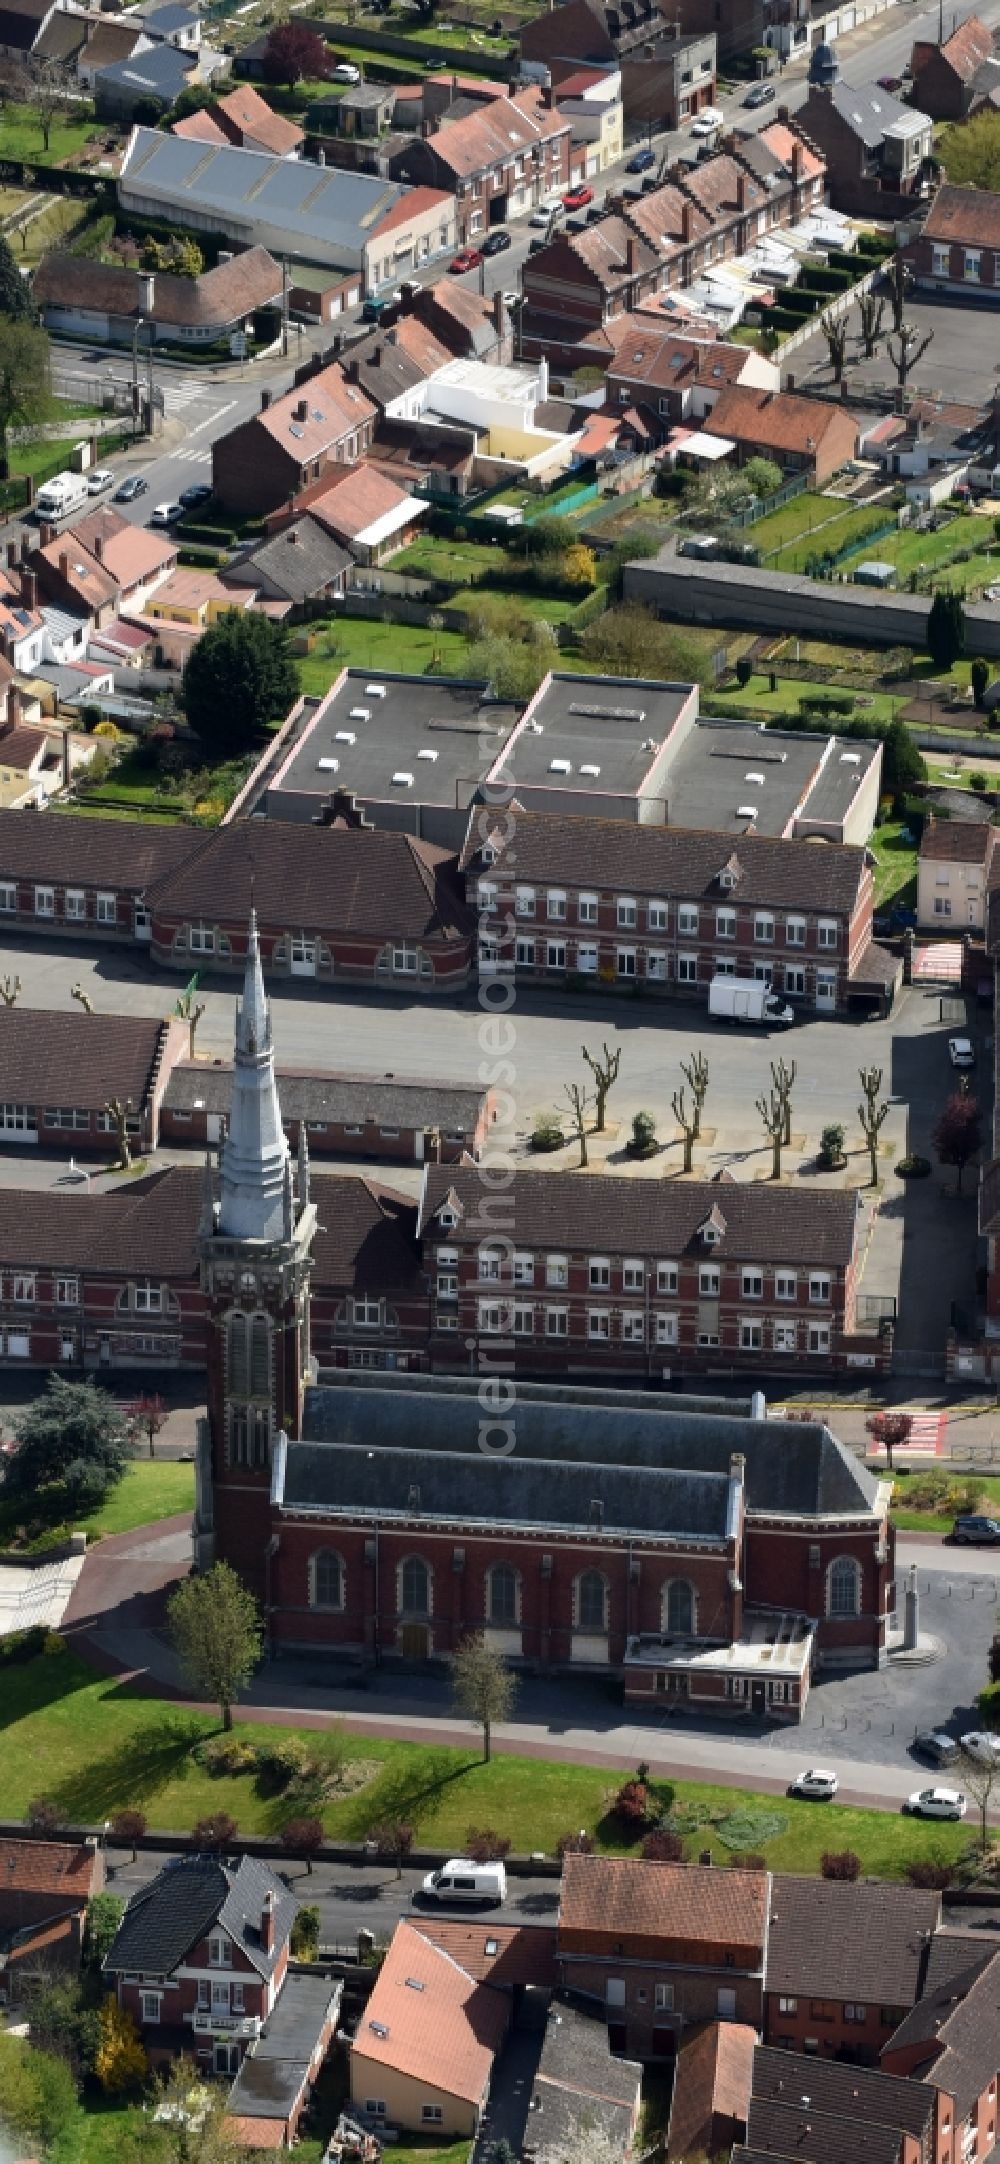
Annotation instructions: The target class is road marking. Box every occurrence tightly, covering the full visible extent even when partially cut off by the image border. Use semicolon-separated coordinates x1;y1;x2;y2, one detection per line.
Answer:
899;1409;946;1454
170;449;212;466
189;399;237;436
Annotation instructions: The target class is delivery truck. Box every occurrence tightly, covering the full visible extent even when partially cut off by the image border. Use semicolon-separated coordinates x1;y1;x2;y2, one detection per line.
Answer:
709;975;795;1027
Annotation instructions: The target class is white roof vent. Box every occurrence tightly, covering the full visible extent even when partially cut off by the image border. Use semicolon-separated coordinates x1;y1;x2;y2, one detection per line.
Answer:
365;682;387;696
549;757;572;773
745;770;765;785
840;751;861;764
392;771;414;787
580;763;601;777
335;730;356;745
737;804;758;818
349;706;371;722
417;748;438;761
317;756;339;772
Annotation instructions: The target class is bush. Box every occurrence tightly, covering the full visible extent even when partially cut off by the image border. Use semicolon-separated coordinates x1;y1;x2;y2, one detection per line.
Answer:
191;1811;239;1853
612;1779;651;1829
291;1903;321;1959
905;1858;955;1888
197;1734;260;1776
0;1625;47;1661
895;1153;931;1178
640;1829;684;1862
531;1117;564;1152
628;1108;658;1157
818;1122;845;1169
109;1808;147;1858
821;1849;862;1880
971;772;988;793
256;1734;310;1789
556;1830;594;1857
465;1826;512;1862
730;1852;767;1870
27;1797;64;1837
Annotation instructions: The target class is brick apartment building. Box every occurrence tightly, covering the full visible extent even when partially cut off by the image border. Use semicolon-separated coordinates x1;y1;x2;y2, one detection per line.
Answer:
557;1857;768;2054
212;363;377;517
763;1878;942;2062
466;809;875;1015
417;1165;866;1378
901;181;1000;297
908;14;997;119
390;88;572;243
520;0;761;76
0;1836;104;2003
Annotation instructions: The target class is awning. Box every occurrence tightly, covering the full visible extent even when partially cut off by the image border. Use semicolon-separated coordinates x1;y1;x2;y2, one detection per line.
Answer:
677;431;735;462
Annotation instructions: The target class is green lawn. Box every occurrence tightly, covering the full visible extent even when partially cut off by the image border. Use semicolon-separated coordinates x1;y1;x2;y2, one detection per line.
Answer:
742;490;854;555
394;536;505;582
10;434;82;480
74;744;256;825
450;584;580;623
0;1648;974;1877
891;1469;1000;1531
878;514;996;582
0;101;105;163
769;504;898;576
298;617;472;692
80;1461;195;1539
869;818;919;909
704;672;901;726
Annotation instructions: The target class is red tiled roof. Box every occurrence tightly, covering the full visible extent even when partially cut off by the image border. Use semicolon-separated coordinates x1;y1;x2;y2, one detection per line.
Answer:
0;1839;99;1906
667;2020;757;2163
408;1920;557;1986
253;362;376;461
921;816;996;864
304;461;415;540
705;384;857;456
921;179;1000;246
172;107;224;142
917;14;993;81
147;820;469;944
212;81;303;154
417;89;568;178
372;184;453;237
0;1007;169;1111
353;1921;509;2103
560;1856;768;1954
0;723;49;772
759;119;825;179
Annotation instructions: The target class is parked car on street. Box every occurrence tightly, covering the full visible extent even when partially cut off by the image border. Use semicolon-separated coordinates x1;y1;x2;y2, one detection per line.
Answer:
178;482;212;509
960;1732;1000;1765
482;228;511;255
449;247;484;274
789;1768;838;1800
951;1516;1000;1545
904;1787;967;1819
87;468;115;494
418;1860;506;1906
744;81;775;107
913;1731;961;1767
691;105;723;136
114;475;147;503
949;1036;975;1067
626;146;656;172
562;184;594;210
150;501;182;526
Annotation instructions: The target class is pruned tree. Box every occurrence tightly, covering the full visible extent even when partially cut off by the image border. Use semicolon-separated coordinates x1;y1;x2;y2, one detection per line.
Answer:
125;1392;167;1459
103;1095;133;1168
71;982;94;1015
371;1820;414;1879
886;321;934;396
858;288;884;358
884;253;911;335
756;1086;785;1180
452;1632;518;1763
167;1561;262;1732
563;1079;591;1168
671;1085;698;1173
933;1092;983;1193
581;1039;621;1132
680;1051;709;1139
0;973;20;1006
176;988;206;1060
191;1810;239;1853
864;1409;913;1471
281;1816;325;1875
821;309;848;384
858;1064;889;1187
771;1056;797;1147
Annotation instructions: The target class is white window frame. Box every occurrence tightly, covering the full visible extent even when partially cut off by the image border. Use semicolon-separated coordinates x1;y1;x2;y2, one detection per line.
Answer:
809;1273;831;1305
775;1270;797;1302
588;1256;611;1289
817;919;838;950
617;897;637;928
654;1312;678;1345
648;900;668;932
699;1264;720;1296
646;949;668;980
741;1268;763;1299
577;942;598;973
546;1254;568;1288
34;886;54;917
785;916;806;946
95;891;116;924
677;903;699;937
587;1308;611;1340
64;889;86;920
546;889;567;921
773;1320;797;1352
578;891;598;924
716;907;736;940
677;953;698;984
754;912;774;944
545;1306;568;1336
623;1259;644;1292
0;882;15;913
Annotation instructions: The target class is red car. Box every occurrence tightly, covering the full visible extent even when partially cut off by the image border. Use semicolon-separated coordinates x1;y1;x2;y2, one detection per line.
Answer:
449;246;484;273
562;184;594;210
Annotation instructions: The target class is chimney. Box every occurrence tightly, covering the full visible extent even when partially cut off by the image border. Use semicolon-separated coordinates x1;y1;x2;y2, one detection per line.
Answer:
538;354;548;401
371;344;382;368
20;535;29;563
260;387;272;411
540;80;553;107
681;200;694;244
62;727;71;791
626;235;639;275
261;1889;275;1956
59;550;69;581
316;145;326;165
736;173;748;212
93;534;103;563
20;568;37;611
42;523;56;548
791;139;804;181
295;399;308;421
493;288;506;337
141;270;155;313
6;541;15;570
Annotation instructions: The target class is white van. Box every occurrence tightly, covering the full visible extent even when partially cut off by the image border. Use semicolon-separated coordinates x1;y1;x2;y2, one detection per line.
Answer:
35;469;88;522
419;1859;506;1906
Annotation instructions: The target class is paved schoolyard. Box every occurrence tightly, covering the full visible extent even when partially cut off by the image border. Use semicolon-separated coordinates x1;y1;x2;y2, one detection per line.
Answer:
789;291;1000;413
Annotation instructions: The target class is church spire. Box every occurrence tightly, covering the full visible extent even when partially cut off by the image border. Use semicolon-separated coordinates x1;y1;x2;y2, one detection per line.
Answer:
216;910;290;1242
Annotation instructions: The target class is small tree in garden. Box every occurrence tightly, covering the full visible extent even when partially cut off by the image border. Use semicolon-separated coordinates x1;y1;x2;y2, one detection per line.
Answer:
94;1996;147;2094
959;1747;998;1855
83;1894;123;1971
452;1632;517;1764
103;1095;134;1169
168;1560;262;1732
27;1798;64;1837
905;1859;955;1888
640;1829;684;1862
819;1122;845;1169
972;658;990;709
109;1808;146;1861
612;1779;651;1829
821;1850;862;1880
933;1092;983;1192
556;1830;593;1857
290;1904;321;1959
926;589;966;671
771;1057;797;1147
680;1051;709;1139
261;19;329;86
192;1811;239;1854
372;1821;414;1878
865;1410;913;1470
282;1816;325;1874
582;1040;621;1132
465;1827;512;1862
858;1065;889;1187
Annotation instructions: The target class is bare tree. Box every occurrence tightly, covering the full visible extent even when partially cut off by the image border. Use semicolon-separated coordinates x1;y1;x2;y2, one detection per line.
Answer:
176;987;206;1060
858;1065;889;1188
671;1086;698;1173
680;1051;709;1140
581;1040;621;1133
756;1086;785;1180
0;973;20;1006
821;309;848;385
104;1095;134;1168
858;289;884;358
886;323;934;398
771;1056;797;1147
28;59;70;155
563;1080;591;1168
71;982;94;1015
958;1746;999;1856
883;253;911;335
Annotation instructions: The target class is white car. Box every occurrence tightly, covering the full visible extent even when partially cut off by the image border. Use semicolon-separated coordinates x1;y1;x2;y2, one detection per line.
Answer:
949;1036;975;1067
905;1786;967;1820
150;502;182;526
332;60;360;81
961;1732;1000;1766
87;467;114;494
530;196;564;227
691;105;723;136
790;1768;838;1800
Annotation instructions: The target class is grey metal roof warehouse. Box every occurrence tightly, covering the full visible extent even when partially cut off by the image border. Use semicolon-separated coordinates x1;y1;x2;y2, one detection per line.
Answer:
118;127;425;266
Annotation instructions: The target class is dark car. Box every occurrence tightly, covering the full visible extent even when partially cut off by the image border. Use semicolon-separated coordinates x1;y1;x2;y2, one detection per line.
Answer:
913;1731;961;1768
482;228;511;255
877;72;903;91
951;1515;1000;1544
626;146;656;172
744;80;776;107
178;482;212;509
114;475;147;503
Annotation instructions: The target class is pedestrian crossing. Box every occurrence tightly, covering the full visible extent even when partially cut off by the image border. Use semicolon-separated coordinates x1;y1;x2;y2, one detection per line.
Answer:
160;379;212;414
899;1409;947;1455
169;447;212;466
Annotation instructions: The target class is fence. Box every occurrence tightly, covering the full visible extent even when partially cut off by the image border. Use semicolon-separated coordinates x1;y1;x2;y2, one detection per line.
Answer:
310;17;514;75
728;471;808;532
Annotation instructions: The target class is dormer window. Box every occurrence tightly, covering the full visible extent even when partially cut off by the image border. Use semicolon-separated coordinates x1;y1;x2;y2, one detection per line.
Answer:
209;1934;231;1967
438;1208;457;1229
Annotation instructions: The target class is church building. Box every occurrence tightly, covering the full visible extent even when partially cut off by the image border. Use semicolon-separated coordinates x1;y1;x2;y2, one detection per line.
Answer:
193;921;895;1720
